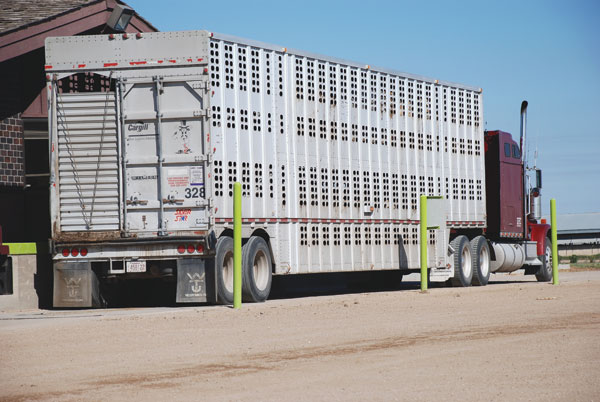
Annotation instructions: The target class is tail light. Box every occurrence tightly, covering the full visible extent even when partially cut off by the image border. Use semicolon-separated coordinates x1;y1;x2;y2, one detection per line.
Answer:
62;248;70;257
71;248;79;257
80;248;88;257
177;244;205;254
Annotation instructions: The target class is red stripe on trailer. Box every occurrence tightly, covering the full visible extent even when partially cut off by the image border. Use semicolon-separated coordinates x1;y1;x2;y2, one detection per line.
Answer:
169;59;177;63
197;58;203;62
187;58;193;62
77;64;86;68
104;62;118;67
158;60;164;64
130;61;147;65
45;65;52;70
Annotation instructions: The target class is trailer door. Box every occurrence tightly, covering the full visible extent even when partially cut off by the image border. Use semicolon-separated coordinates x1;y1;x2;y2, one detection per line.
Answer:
120;76;209;236
54;90;121;233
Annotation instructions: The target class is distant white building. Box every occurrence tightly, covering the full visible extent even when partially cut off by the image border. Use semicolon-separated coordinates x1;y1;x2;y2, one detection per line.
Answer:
542;213;600;256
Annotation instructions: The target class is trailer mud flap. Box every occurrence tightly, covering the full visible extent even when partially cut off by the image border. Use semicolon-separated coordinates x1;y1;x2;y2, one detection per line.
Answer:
53;261;102;308
176;259;215;303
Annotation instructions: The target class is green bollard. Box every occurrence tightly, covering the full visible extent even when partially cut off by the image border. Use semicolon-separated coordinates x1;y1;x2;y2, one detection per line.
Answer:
551;198;559;285
420;195;428;291
233;182;242;308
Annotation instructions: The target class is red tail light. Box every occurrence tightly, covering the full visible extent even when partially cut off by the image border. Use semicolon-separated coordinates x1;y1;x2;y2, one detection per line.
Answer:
71;248;79;257
62;248;69;257
197;244;204;253
80;248;88;257
187;245;195;254
177;245;185;254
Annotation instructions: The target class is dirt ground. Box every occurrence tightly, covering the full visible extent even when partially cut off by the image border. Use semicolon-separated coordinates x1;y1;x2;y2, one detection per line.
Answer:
1;271;599;402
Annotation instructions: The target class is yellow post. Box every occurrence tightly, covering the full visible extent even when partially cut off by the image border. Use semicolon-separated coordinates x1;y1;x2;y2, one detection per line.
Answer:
420;195;428;291
551;198;559;285
233;182;242;308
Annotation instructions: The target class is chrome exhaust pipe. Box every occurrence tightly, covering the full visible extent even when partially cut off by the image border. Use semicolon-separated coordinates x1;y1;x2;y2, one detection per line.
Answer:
520;100;530;222
520;100;528;165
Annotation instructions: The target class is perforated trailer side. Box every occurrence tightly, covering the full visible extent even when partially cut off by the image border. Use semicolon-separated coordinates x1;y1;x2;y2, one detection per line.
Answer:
206;32;485;276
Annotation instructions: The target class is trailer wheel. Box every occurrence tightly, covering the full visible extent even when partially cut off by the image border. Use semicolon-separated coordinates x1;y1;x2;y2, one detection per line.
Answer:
450;235;473;287
215;236;234;305
471;236;490;286
241;236;272;302
536;237;553;282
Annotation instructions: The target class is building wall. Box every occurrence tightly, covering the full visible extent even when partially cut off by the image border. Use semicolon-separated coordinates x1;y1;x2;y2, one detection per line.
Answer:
0;114;25;187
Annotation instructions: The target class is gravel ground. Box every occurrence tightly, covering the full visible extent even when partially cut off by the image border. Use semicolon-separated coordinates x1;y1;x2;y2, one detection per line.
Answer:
1;271;599;401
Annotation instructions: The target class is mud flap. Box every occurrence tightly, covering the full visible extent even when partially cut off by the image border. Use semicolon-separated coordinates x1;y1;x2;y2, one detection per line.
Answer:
176;258;216;303
53;261;103;308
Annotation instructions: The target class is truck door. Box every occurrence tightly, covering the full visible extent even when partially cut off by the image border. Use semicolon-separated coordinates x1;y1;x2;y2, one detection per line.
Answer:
119;76;210;236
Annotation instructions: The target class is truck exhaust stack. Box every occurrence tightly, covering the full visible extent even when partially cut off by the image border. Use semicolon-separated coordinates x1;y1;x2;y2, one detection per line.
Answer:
520;100;528;164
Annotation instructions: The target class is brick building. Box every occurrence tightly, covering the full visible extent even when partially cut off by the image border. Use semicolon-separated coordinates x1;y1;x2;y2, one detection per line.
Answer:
0;0;157;243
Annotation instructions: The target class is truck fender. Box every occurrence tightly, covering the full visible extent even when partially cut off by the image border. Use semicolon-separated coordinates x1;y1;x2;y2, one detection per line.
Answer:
528;222;551;256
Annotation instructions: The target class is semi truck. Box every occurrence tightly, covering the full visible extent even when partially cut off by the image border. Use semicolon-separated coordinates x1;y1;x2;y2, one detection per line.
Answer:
44;30;551;307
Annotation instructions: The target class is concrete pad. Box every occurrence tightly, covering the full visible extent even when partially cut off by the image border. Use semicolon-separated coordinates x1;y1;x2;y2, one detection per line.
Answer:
0;254;39;311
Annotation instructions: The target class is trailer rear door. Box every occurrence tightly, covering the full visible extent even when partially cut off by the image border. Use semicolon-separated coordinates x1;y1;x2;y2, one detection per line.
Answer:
120;76;210;236
55;90;120;232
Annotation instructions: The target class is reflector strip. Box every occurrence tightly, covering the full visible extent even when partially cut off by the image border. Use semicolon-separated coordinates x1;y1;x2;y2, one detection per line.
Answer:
213;217;485;226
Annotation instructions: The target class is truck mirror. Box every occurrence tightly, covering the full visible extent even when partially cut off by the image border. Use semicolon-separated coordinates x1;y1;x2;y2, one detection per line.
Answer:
536;169;542;189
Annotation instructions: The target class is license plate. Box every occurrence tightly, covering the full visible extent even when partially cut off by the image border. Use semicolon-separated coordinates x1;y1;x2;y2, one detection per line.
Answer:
126;260;146;273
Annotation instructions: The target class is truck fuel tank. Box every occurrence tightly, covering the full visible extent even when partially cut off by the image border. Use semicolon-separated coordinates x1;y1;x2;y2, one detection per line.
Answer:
489;242;526;273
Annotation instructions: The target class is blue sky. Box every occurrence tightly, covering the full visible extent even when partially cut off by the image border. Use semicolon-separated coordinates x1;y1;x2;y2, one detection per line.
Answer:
128;0;600;215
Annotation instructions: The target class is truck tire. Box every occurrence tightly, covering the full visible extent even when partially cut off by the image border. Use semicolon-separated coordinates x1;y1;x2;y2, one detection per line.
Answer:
450;235;473;287
471;236;491;286
215;236;234;305
536;237;553;282
241;236;272;302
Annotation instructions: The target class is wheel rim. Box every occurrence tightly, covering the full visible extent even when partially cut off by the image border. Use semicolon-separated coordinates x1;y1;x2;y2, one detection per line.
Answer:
253;249;270;291
546;244;552;273
462;244;472;278
223;250;234;293
480;245;490;277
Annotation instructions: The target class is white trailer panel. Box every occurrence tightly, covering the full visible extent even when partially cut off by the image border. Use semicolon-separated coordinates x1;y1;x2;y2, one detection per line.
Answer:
206;32;485;274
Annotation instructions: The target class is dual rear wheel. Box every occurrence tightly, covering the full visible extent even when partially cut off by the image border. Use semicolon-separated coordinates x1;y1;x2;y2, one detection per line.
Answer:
451;235;490;287
215;236;272;305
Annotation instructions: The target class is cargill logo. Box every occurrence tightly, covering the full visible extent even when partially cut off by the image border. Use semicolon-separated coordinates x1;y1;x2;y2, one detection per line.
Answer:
128;122;149;132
